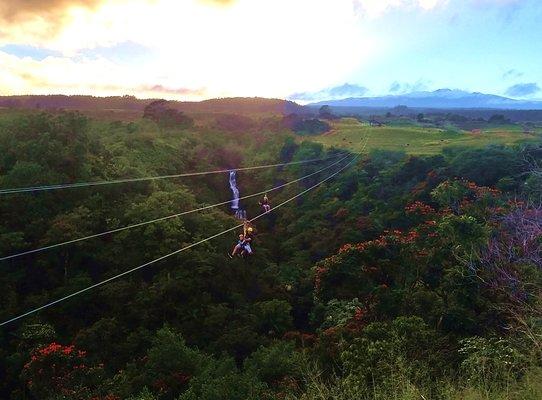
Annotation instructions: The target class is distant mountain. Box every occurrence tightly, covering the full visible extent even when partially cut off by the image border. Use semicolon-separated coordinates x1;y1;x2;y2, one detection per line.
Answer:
309;89;542;110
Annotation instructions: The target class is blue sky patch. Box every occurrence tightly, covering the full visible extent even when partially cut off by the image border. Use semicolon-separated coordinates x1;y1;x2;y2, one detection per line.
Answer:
0;45;61;60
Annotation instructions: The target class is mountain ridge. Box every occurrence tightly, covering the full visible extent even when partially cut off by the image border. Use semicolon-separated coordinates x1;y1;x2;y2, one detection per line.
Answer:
308;89;542;110
0;95;305;116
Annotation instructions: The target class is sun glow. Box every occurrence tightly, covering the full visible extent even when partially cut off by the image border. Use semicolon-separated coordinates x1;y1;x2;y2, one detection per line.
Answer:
0;0;377;99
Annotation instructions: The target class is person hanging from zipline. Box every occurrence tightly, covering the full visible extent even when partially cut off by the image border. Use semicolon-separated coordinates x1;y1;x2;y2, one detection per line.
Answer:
242;220;255;256
229;220;257;258
229;233;247;258
259;193;271;213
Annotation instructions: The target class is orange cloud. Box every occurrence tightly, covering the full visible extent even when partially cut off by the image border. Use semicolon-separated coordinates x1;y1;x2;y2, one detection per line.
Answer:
0;0;107;45
0;0;103;22
142;85;207;97
199;0;236;6
0;50;207;99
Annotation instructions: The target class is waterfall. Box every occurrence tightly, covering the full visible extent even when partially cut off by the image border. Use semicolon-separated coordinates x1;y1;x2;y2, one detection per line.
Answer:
229;170;240;211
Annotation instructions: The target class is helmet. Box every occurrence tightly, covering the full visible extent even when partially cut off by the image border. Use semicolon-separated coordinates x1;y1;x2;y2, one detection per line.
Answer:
247;227;253;233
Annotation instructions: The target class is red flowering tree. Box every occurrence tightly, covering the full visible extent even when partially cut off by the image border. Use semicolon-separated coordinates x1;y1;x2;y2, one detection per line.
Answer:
21;342;113;400
313;230;430;306
431;179;501;216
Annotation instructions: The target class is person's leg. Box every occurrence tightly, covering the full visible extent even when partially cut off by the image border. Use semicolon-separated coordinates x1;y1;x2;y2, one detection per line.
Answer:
244;243;253;255
231;244;241;256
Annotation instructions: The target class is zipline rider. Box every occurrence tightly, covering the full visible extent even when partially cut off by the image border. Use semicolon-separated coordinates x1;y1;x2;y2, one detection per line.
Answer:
242;220;256;256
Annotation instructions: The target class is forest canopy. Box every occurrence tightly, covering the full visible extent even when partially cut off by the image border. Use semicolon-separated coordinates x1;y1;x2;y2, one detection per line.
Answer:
0;110;541;400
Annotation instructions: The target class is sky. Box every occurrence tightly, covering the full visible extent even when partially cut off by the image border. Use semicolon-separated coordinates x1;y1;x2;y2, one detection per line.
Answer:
0;0;540;102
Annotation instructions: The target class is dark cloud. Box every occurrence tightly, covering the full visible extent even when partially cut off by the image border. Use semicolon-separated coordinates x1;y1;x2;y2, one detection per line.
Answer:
505;82;541;97
503;69;524;79
290;83;368;102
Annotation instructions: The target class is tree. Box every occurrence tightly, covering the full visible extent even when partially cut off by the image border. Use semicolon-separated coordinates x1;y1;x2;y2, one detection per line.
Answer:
143;100;194;128
253;300;293;336
341;317;442;393
21;343;110;400
318;105;336;120
244;342;304;387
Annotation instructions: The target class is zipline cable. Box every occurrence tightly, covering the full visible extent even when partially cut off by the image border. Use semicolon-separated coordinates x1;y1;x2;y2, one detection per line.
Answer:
0;153;360;327
0;154;351;261
0;154;344;195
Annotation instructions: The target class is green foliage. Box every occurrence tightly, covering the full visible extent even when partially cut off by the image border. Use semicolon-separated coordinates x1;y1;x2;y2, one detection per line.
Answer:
143;100;194;129
118;326;206;399
1;110;541;399
320;298;364;329
341;317;443;391
117;326;267;400
179;365;265;400
244;341;304;385
282;114;330;135
459;336;530;387
20;323;56;348
524;173;542;201
128;387;157;400
253;299;293;336
436;214;489;251
287;366;542;400
431;180;470;211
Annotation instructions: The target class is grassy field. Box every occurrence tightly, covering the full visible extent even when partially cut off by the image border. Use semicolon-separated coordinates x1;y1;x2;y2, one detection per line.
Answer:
302;118;541;155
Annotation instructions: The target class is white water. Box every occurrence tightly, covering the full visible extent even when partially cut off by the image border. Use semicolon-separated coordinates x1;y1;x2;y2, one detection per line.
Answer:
229;170;240;211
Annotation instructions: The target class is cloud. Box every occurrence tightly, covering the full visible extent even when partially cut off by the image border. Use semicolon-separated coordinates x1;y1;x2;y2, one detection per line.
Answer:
199;0;236;5
0;1;373;99
389;80;429;93
327;83;369;98
353;0;448;18
0;0;103;22
469;0;525;23
0;0;106;44
471;0;522;5
0;0;232;29
503;69;523;79
142;85;207;96
389;81;402;92
289;83;369;103
353;0;528;19
505;83;540;97
0;50;206;99
0;0;114;47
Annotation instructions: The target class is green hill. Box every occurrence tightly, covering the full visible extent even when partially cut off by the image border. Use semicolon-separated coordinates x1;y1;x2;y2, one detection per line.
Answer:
302;118;541;155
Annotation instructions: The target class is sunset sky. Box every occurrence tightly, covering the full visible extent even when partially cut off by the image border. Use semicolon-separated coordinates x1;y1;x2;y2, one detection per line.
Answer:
0;0;540;102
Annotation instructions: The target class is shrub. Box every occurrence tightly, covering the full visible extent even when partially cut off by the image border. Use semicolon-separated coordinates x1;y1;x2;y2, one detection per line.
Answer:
459;336;530;388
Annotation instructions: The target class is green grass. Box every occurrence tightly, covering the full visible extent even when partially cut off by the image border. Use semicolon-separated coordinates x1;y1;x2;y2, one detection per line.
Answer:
301;118;541;155
289;367;542;400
